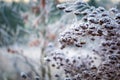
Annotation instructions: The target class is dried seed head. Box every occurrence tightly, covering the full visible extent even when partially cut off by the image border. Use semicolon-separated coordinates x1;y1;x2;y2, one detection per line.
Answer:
64;7;73;13
97;7;105;12
35;76;40;80
115;13;120;19
99;17;111;25
57;4;66;10
52;64;56;67
21;72;27;79
46;58;51;62
110;8;119;13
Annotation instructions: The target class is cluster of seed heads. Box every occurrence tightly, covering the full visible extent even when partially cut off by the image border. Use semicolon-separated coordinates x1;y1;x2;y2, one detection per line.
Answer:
45;0;120;80
45;50;97;79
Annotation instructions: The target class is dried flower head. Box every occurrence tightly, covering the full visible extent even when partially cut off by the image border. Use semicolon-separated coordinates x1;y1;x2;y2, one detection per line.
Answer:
46;0;120;80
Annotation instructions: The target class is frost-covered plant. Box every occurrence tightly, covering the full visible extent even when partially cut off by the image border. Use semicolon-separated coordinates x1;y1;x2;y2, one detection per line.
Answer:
45;0;120;80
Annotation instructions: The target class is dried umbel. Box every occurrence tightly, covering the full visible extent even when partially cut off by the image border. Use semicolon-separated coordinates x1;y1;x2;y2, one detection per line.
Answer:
46;0;120;80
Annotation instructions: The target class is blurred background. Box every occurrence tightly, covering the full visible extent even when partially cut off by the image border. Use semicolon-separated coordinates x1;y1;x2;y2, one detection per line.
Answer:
0;0;120;80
